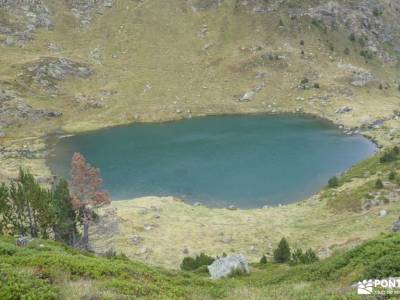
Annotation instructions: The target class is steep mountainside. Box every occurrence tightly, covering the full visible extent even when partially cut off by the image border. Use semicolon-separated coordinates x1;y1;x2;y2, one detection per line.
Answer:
0;0;400;180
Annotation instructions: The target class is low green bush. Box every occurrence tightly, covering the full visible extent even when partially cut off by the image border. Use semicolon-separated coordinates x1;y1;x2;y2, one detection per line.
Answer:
259;255;267;264
180;253;215;271
327;176;339;188
0;264;58;300
375;179;384;189
380;146;400;163
365;253;400;278
291;248;318;265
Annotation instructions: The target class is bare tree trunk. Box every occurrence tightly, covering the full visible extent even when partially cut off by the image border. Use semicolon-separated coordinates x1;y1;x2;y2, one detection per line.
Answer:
81;207;90;250
82;222;89;250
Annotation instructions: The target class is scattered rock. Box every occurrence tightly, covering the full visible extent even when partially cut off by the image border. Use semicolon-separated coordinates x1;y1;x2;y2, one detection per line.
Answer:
66;0;113;28
131;235;142;245
227;205;237;210
255;72;268;79
47;43;61;52
74;94;104;110
379;209;388;217
239;91;255;102
351;70;375;87
104;0;113;8
221;236;233;244
336;106;353;114
143;224;154;231
16;236;29;247
203;43;213;51
89;48;102;63
150;205;162;212
198;24;208;37
392;219;400;232
208;254;250;279
191;0;224;12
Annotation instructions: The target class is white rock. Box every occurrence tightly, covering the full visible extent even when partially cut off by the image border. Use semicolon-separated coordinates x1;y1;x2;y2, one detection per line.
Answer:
239;91;255;102
208;254;250;279
379;209;388;217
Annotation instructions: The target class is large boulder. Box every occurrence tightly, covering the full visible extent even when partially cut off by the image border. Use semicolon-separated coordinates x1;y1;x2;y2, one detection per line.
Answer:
208;254;249;279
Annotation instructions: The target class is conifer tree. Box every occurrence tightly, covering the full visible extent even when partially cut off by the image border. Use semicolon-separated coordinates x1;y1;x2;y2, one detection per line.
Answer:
274;238;291;263
53;179;77;246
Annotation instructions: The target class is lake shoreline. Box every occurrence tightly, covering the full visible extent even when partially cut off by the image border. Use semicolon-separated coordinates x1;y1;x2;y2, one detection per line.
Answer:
46;112;378;210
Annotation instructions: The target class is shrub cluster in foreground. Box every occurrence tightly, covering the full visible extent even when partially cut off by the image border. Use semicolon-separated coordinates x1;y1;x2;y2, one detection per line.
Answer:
1;234;400;299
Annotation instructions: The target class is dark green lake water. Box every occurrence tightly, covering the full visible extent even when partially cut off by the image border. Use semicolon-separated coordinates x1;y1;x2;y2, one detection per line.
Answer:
49;115;376;208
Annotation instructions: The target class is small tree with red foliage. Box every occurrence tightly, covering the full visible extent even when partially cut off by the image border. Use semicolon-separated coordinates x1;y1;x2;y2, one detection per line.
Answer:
70;152;111;250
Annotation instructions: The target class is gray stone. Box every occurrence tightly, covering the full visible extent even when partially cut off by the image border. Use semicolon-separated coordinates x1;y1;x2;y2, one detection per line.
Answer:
239;91;255;102
131;235;142;245
392;219;400;232
227;205;237;210
143;224;154;231
336;106;353;114
221;236;233;244
16;236;30;247
208;254;250;279
379;209;388;217
104;0;113;8
191;0;224;12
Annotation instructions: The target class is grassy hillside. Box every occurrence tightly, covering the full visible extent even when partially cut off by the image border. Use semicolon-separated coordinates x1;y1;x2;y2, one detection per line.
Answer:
1;233;400;299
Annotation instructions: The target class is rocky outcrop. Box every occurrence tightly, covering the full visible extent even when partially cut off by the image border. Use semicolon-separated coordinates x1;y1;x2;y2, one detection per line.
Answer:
22;58;93;91
307;0;399;62
208;254;249;279
64;0;113;27
0;87;62;131
0;0;53;45
351;70;375;87
338;63;375;87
